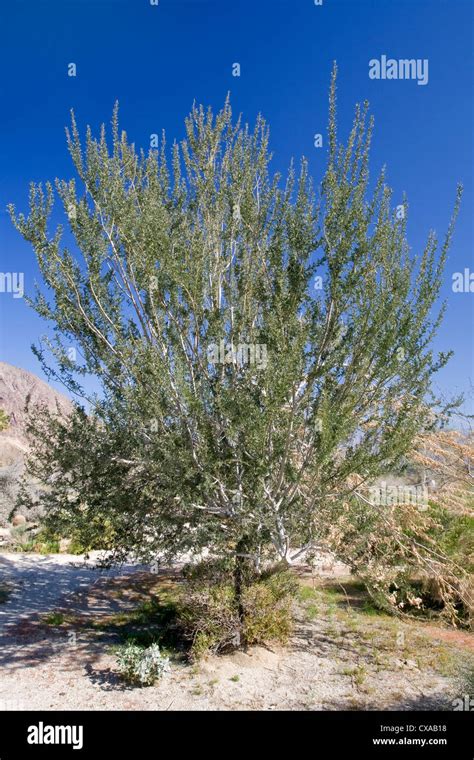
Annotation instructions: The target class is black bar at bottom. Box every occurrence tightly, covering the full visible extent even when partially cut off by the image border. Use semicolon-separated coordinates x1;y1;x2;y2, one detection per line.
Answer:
0;710;471;758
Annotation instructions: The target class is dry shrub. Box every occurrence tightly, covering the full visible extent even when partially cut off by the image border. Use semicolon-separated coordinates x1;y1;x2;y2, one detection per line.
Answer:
178;561;298;660
241;571;297;645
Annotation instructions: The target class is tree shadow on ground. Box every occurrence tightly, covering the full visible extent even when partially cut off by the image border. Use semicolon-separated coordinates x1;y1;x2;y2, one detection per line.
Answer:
0;553;180;676
84;661;135;692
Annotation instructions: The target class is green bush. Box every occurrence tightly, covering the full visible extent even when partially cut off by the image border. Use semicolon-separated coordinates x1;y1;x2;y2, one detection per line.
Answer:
242;571;297;645
419;507;472;622
12;526;60;554
178;563;298;660
436;512;474;573
56;516;119;554
359;505;474;625
179;584;237;659
116;642;170;686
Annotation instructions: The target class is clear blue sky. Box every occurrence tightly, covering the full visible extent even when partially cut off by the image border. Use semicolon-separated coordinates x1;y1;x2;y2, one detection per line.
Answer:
0;0;472;415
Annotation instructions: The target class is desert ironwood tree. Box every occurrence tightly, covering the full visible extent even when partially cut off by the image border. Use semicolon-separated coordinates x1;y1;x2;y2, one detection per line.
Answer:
10;67;465;622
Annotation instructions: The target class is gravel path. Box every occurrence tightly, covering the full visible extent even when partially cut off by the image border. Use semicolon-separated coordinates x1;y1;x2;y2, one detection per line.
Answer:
0;552;143;621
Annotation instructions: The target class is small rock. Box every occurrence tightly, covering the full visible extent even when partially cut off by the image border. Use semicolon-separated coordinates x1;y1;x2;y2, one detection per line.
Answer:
11;515;26;527
59;538;72;553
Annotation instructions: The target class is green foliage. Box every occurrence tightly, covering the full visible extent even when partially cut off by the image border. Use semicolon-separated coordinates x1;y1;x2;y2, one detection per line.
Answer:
0;409;9;432
298;585;318;602
116;642;169;686
10;525;60;554
242;571;297;644
0;584;12;604
428;505;474;572
119;596;181;648
305;603;319;620
9;66;463;621
339;665;367;686
182;585;236;660
178;565;298;659
356;504;474;623
43;611;66;626
66;517;120;554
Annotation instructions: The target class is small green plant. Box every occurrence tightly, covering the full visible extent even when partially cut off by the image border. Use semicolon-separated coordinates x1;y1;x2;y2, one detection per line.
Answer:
230;674;240;682
340;665;367;686
0;408;9;432
11;526;61;554
116;642;169;686
0;584;12;604
361;600;387;617
43;612;65;626
305;603;318;621
353;666;367;686
298;586;318;602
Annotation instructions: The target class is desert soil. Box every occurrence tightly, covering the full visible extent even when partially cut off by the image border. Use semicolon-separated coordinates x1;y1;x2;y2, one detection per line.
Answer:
0;552;471;711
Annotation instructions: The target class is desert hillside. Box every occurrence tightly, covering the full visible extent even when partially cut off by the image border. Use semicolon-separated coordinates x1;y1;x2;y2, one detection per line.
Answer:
0;362;72;524
0;362;71;454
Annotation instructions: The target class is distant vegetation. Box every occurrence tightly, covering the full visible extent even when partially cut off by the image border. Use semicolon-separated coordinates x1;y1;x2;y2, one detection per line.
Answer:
0;408;9;432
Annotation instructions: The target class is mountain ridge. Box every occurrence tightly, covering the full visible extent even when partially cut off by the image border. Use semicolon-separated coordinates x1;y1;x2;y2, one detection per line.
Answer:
0;361;72;449
0;362;72;524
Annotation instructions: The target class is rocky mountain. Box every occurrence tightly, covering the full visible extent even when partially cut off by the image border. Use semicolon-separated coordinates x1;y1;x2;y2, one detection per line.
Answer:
0;362;72;525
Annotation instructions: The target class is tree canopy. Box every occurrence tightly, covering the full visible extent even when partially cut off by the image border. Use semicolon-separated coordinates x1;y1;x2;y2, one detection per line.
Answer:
9;67;467;621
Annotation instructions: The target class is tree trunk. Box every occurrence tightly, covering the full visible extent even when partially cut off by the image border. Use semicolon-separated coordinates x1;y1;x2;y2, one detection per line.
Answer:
234;538;249;649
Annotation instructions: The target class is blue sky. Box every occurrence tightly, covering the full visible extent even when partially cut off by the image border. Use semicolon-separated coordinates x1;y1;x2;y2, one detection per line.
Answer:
0;0;472;416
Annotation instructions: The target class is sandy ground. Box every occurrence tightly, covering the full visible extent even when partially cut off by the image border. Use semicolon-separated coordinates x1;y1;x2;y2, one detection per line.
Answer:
0;552;469;711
